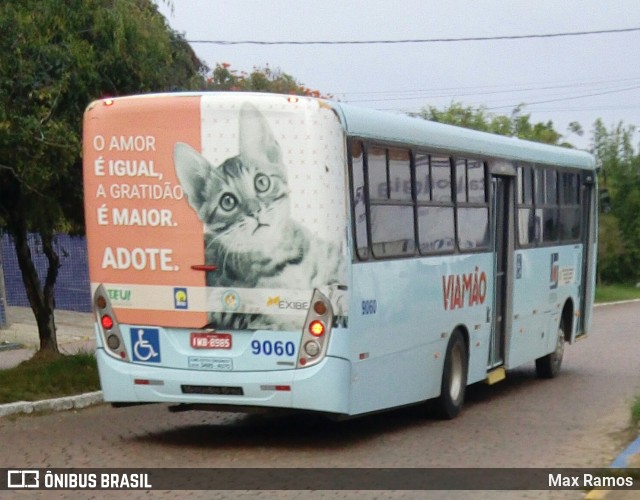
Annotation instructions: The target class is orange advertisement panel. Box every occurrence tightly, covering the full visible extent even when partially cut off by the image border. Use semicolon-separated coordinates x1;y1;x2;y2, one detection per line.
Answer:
84;93;348;330
83;95;206;326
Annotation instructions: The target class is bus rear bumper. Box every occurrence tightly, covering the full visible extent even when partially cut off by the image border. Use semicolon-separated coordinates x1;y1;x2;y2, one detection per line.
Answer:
96;349;351;415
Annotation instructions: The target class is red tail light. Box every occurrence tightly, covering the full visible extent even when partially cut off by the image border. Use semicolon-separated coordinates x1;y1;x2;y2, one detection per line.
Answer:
94;285;129;362
309;320;325;337
101;315;114;330
297;289;334;369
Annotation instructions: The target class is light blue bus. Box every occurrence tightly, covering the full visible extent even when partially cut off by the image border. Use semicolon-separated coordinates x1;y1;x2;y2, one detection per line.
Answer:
84;92;597;419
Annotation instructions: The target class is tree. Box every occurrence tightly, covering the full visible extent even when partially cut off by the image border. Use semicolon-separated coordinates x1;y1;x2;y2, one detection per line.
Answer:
0;0;205;353
417;102;570;146
418;102;640;285
205;63;331;98
592;119;640;283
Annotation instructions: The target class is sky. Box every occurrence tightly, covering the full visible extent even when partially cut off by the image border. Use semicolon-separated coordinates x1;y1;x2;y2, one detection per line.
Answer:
155;0;640;150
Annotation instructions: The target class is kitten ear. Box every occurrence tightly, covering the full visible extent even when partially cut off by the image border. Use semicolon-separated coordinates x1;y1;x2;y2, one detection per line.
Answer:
173;142;209;212
239;102;282;164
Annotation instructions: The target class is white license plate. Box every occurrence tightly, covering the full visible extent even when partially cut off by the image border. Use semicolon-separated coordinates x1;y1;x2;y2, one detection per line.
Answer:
188;357;233;371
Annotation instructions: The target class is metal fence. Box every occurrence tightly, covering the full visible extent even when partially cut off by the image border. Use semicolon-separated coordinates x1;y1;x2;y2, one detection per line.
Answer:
0;233;91;314
0;249;6;328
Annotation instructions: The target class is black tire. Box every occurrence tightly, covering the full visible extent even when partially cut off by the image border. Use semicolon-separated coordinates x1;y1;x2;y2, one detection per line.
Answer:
434;330;468;419
535;319;566;379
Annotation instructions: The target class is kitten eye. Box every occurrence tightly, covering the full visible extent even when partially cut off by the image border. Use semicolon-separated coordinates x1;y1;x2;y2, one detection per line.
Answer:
219;193;237;211
254;174;271;193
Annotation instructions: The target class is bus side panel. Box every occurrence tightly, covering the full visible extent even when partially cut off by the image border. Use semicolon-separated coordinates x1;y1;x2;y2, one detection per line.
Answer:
510;245;582;368
347;254;493;415
291;357;351;414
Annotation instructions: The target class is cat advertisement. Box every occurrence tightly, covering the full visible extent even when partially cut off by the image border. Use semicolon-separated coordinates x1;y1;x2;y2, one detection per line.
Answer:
84;93;348;330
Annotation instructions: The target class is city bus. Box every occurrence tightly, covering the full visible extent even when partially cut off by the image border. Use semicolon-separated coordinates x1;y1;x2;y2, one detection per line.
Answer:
83;92;597;419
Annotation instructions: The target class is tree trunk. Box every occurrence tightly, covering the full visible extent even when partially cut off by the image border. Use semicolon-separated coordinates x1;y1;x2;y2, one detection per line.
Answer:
0;243;8;329
11;224;60;353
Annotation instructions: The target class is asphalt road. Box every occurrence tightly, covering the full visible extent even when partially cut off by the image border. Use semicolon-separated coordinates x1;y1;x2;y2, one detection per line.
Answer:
1;301;639;499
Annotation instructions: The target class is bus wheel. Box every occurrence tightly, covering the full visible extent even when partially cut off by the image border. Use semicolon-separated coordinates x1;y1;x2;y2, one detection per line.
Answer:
434;330;468;419
535;320;565;379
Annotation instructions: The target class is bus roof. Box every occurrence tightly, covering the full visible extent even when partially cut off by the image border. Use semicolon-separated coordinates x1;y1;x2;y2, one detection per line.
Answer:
330;101;596;171
87;92;595;171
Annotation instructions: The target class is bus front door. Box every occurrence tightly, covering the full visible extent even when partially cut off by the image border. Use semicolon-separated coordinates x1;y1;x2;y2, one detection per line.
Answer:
489;175;513;368
577;173;596;336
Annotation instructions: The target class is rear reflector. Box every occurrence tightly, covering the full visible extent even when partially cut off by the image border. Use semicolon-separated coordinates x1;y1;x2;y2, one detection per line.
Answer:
134;379;164;386
260;385;291;392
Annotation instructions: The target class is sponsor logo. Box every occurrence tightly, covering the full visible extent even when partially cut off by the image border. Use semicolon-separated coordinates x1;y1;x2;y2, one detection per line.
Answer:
174;287;188;309
106;288;132;302
266;296;309;310
221;290;240;311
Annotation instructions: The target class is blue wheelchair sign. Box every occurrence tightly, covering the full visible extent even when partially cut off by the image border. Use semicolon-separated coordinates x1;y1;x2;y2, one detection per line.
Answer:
131;328;161;363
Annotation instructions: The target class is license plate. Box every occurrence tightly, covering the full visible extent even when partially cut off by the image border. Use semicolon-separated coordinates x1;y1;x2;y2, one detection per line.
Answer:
190;332;232;350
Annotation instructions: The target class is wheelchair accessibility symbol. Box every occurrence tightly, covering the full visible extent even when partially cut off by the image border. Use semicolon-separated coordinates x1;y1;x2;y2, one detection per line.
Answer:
131;328;161;363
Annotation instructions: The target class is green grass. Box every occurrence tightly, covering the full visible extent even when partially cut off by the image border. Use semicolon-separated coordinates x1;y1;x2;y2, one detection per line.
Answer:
595;284;640;304
599;289;640;442
0;351;100;405
633;397;640;424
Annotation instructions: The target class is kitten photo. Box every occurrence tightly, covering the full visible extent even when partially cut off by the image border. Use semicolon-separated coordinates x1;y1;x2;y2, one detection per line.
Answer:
173;102;342;326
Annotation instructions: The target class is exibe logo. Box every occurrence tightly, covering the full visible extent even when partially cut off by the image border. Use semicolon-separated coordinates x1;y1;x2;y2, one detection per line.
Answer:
267;296;309;310
266;296;280;306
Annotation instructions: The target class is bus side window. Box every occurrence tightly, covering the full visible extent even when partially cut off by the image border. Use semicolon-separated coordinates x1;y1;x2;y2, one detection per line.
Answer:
388;149;412;202
416;154;455;254
559;171;581;241
517;165;538;247
541;169;559;243
417;206;455;253
368;147;387;201
369;147;415;258
431;157;452;202
350;141;369;260
370;205;415;257
456;158;489;250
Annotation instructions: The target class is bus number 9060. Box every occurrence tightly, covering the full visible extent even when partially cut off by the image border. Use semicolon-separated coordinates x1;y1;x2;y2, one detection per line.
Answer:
251;340;296;356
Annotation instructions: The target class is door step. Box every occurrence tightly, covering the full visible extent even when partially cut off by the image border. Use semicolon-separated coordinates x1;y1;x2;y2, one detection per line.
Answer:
485;367;506;385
